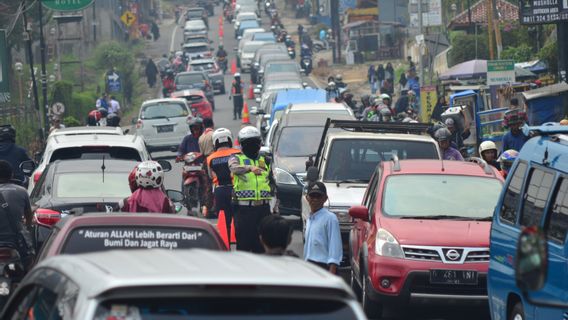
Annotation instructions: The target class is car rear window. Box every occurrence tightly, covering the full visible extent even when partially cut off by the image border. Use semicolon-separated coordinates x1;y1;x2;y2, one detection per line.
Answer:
50;146;142;162
176;73;206;84
191;62;215;72
243;43;265;54
55;172;131;198
62;226;219;254
187;10;203;17
266;63;297;73
94;297;358;319
253;33;276;41
184;45;209;53
186;37;208;44
141;103;188;119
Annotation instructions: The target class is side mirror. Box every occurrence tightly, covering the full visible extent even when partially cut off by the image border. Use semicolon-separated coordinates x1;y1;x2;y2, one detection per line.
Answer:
157;160;172;172
253;88;261;94
349;206;369;221
515;227;548;292
306;166;318;181
19;160;36;176
180;42;184;46
250;107;258;115
255;97;261;103
33;151;43;163
166;189;185;203
123;129;130;134
256;84;262;89
237;36;242;40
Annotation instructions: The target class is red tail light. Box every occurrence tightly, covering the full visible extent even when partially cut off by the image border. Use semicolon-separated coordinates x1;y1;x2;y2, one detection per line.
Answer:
136;119;143;129
35;208;61;227
33;171;42;183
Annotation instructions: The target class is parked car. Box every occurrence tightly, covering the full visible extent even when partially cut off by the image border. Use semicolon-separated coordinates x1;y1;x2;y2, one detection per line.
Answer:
183;20;208;38
349;159;503;318
239;41;269;72
1;250;366;319
488;124;568;320
182;42;213;60
271;103;356;216
187;58;225;94
170;89;213;119
136;98;192;152
174;71;215;110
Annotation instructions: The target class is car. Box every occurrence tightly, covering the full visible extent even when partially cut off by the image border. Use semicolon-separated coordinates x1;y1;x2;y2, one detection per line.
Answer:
235;4;258;16
170;89;213;119
136;98;192;152
1;250;366;319
262;72;303;89
233;12;259;31
488;124;568;320
185;7;207;25
183;34;210;45
182;42;213;60
271;104;356;216
349;159;504;318
250;44;287;83
239;41;269;72
30;159;171;248
183;20;208;38
29;133;150;192
174;71;215;110
252;91;278;137
252;31;276;43
236;28;265;66
235;19;260;39
260;81;305;97
35;213;227;264
47;126;125;142
187;58;225;94
263;61;301;78
257;54;293;83
196;0;214;16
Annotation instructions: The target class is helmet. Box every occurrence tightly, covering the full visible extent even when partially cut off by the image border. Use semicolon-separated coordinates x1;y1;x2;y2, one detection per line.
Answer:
218;44;224;49
98;108;108;118
212;128;233;146
379;93;390;100
498;149;519;173
128;165;139;192
372;96;382;106
327;81;336;87
88;109;102;122
444;118;455;128
238;126;261;143
286;35;291;39
187;116;204;128
234;72;241;78
135;161;164;189
479;141;498;156
336;74;342;81
434;127;452;141
380;108;392;116
0;125;15;143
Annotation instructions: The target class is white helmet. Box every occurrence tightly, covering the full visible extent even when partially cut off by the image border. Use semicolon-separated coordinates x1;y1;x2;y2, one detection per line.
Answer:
479;141;497;155
328;81;336;87
238;126;261;143
135;161;164;189
234;72;241;78
212;128;233;146
380;93;391;100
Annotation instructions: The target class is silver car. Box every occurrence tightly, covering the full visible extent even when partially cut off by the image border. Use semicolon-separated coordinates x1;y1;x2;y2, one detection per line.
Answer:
1;250;366;319
136;98;190;152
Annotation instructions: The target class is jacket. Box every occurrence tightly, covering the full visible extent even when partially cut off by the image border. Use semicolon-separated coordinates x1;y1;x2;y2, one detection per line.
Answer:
0;143;31;182
124;188;174;213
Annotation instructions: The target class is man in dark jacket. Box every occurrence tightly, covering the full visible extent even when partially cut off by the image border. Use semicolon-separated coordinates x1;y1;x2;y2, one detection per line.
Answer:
0;125;31;183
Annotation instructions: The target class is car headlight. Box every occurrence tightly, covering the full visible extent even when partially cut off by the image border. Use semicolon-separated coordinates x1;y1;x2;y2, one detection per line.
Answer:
274;168;297;185
375;228;404;258
329;206;351;223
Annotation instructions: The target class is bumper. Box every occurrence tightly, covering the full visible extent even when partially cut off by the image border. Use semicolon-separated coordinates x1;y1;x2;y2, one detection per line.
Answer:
366;255;488;305
276;183;302;215
210;76;225;90
241;60;253;71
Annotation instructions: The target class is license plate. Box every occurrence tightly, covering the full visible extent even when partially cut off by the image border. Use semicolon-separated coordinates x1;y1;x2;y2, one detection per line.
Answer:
157;125;174;133
184;165;202;172
429;270;478;285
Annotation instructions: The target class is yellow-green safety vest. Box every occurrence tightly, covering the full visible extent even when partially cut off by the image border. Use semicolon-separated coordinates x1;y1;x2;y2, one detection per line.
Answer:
233;154;272;200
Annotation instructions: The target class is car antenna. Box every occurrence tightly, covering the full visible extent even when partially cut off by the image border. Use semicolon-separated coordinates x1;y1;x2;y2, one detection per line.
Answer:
542;144;549;166
101;155;106;183
440;157;445;172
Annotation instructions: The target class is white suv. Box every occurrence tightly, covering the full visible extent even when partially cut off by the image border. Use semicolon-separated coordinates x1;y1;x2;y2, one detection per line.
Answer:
136;98;191;152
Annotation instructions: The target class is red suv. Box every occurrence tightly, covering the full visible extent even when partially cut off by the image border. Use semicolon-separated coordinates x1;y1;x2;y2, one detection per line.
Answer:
348;159;504;318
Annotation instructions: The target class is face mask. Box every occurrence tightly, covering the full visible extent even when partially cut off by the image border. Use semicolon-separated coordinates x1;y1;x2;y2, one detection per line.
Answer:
242;140;260;159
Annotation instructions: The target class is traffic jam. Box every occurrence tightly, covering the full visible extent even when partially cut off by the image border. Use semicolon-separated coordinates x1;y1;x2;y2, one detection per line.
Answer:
0;0;567;319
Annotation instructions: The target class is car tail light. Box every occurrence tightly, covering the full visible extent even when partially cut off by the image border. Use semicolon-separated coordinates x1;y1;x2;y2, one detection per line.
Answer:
136;119;143;129
35;208;61;227
33;171;42;183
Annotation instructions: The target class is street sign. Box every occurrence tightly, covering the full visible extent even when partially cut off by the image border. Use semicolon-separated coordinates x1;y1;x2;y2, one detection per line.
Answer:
0;30;9;104
51;102;65;116
121;11;137;27
487;60;516;85
520;0;568;24
107;72;121;93
42;0;95;11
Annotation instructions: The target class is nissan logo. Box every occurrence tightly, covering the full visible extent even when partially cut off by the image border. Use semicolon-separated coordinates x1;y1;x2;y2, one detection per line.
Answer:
445;249;461;261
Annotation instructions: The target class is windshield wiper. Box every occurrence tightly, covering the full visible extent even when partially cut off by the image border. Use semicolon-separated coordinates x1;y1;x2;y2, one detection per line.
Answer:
336;179;369;186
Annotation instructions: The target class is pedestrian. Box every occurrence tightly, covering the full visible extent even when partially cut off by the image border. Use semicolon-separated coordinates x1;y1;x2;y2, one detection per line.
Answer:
398;72;407;92
229;73;245;120
430;96;447;123
229;126;274;253
435;128;464;161
259;215;298;256
145;58;158;88
151;20;160;41
376;64;385;92
385;62;394;81
303;181;342;274
502;110;529;153
95;93;109;110
108;96;121;120
198;118;215;158
407;55;415;71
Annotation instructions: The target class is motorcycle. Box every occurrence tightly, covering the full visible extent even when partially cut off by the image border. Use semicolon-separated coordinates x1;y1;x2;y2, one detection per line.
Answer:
287;46;296;59
217;56;228;74
300;55;312;75
0;246;25;307
312;39;326;52
181;152;206;216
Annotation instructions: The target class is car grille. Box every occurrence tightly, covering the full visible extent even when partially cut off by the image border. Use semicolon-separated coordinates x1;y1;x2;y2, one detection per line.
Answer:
408;272;487;296
402;246;490;264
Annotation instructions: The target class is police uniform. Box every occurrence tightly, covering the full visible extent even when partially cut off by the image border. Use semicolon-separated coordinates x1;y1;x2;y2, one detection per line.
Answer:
231;80;244;120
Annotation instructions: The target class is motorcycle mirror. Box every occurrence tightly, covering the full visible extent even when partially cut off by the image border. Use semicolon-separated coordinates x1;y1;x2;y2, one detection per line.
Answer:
123;129;130;134
19;160;36;176
166;189;185;203
157;160;172;172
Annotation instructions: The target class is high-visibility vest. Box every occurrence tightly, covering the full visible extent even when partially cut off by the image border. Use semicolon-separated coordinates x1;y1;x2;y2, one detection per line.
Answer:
233;154;271;200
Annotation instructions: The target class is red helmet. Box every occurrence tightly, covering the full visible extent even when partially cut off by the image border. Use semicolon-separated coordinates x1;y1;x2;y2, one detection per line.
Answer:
128;165;139;192
88;109;102;121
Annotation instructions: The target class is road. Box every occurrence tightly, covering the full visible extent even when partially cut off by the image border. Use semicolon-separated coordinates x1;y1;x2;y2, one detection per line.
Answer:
136;5;489;320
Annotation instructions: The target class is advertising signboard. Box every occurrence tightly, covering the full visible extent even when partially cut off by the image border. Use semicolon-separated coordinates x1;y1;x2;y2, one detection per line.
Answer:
520;0;568;24
420;85;437;123
487;60;516;85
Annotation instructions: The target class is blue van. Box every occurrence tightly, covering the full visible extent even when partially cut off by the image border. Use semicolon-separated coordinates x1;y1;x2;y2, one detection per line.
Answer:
488;124;568;320
270;89;327;124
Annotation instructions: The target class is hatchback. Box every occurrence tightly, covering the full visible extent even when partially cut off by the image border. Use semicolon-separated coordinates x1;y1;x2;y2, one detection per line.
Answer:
136;98;190;152
170;89;213;119
182;42;212;60
187;58;225;94
174;71;215;110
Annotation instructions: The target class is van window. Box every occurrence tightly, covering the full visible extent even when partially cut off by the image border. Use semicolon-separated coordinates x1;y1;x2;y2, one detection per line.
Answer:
546;178;568;243
499;162;528;224
520;167;554;227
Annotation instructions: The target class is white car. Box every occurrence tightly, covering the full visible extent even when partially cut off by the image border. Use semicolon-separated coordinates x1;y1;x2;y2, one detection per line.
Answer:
29;132;150;192
233;12;258;30
183;20;207;38
47;126;125;142
136;98;191;152
237;27;265;54
239;41;269;72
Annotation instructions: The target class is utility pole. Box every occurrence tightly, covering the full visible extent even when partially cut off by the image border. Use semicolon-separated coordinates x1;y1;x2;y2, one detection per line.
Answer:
493;0;502;58
467;0;473;33
38;0;49;140
486;0;495;59
330;0;340;64
417;0;424;86
22;1;41;117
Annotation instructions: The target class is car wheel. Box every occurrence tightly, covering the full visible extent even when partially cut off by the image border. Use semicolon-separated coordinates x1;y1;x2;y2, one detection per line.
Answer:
361;272;383;318
350;268;362;298
509;302;524;320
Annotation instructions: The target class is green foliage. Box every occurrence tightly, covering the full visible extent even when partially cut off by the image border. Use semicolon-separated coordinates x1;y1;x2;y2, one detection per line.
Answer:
537;41;557;76
448;33;489;67
93;41;136;102
71;91;97;122
500;44;533;62
62;116;81;127
50;80;73;111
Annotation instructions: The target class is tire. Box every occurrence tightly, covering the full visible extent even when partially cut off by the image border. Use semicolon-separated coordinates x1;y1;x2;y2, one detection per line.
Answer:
509;302;525;320
361;272;383;318
350;268;362;299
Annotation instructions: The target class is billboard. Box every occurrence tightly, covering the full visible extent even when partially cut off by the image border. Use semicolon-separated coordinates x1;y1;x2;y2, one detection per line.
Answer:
409;0;442;27
0;30;10;104
487;60;516;85
520;0;568;24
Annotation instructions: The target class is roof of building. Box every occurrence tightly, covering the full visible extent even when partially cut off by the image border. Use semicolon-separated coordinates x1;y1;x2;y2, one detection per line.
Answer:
448;0;519;29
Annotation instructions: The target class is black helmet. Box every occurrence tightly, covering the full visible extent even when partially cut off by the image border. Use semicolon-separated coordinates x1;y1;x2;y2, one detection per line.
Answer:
0;125;15;143
98;108;109;118
187;116;204;128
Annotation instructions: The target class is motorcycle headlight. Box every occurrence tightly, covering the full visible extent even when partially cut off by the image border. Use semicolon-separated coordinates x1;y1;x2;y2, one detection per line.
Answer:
375;228;404;258
274;168;297;185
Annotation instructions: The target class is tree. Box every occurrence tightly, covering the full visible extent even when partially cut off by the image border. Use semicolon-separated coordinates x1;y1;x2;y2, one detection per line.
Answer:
448;32;489;67
93;41;136;102
500;44;533;62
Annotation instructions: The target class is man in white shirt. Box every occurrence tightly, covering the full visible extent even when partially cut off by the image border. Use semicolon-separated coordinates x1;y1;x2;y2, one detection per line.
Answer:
108;96;121;126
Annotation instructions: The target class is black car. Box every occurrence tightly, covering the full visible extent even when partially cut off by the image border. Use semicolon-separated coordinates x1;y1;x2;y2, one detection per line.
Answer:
174;71;216;110
30;159;171;248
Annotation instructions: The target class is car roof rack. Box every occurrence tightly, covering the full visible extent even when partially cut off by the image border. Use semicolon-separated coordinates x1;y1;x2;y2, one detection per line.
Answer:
313;119;432;168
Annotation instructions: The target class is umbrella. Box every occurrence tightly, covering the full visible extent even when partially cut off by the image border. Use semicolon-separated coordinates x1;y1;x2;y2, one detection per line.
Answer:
439;59;487;81
515;66;537;80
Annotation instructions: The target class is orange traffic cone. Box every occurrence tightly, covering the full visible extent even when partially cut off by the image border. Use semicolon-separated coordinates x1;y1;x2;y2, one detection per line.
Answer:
241;102;250;124
219;25;224;38
217;210;236;248
219;16;223;25
247;81;254;99
230;59;237;74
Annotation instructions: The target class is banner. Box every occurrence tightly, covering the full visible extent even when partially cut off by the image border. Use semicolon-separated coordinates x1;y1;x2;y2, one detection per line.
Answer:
487;60;516;85
420;85;437;123
0;30;10;104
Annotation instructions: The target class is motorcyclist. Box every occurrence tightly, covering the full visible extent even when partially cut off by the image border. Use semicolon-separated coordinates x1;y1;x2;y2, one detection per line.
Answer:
361;99;379;122
229;73;245;120
435;127;464;161
497;149;519;178
97;107;108;126
177;116;204;162
479;141;500;170
216;44;228;60
335;74;347;89
445;118;471;150
87;109;102;126
377;93;394;116
300;42;311;58
162;69;175;97
124;161;175;213
284;35;295;48
379;108;393;122
0;160;34;269
0;126;32;184
325;81;339;101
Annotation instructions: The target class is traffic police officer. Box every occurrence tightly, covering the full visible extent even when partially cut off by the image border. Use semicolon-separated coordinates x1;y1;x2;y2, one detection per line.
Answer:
228;126;273;253
229;73;245;120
